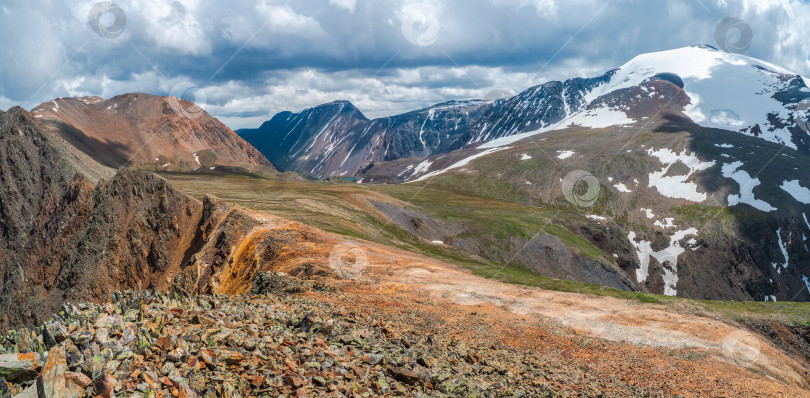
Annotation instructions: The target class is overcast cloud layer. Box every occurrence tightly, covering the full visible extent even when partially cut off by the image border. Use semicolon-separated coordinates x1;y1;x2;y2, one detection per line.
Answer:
1;0;809;129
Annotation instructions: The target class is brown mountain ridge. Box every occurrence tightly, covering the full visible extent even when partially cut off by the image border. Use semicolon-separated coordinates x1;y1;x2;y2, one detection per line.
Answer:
30;93;272;173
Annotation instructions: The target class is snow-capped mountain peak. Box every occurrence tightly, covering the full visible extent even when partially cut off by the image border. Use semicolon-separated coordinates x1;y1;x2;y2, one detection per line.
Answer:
586;45;810;149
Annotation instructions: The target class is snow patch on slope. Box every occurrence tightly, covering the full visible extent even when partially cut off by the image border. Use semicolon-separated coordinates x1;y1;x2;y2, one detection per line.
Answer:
556;150;575;159
628;228;699;296
646;148;715;202
412;147;509;182
654;218;677;229
570;107;634;129
772;228;789;270
413;160;433;175
614;183;632;193
780;180;810;204
478;105;635;150
722;162;777;212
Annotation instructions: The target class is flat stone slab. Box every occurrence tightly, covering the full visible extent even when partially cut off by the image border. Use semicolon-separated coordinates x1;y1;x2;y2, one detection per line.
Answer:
0;353;43;383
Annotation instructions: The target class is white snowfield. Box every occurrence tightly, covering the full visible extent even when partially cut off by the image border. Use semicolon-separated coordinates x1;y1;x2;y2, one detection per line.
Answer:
556;150;575;159
413;159;433;175
477;46;806;153
654;218;677;229
411;147;509;182
478;104;635;150
772;227;789;272
571;107;634;129
614;183;632;193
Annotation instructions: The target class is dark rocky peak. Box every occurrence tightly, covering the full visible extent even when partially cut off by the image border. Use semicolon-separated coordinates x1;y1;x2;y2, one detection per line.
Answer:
1;106;41;133
307;100;367;120
646;72;684;89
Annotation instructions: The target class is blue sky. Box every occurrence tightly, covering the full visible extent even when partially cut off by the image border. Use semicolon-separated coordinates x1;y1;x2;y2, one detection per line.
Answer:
1;0;809;129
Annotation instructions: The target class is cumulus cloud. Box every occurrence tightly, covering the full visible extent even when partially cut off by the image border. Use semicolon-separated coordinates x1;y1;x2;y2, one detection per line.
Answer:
255;2;327;39
134;0;212;56
329;0;358;13
1;0;809;127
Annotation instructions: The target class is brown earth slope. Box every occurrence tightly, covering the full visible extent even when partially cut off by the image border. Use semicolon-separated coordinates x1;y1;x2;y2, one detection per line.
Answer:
30;94;271;172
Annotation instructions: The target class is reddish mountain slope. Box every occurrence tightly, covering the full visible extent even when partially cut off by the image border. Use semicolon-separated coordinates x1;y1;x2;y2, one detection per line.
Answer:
31;93;272;171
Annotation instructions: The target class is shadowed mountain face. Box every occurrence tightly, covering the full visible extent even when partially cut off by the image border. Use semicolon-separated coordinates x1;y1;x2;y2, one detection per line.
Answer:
0;107;336;330
237;72;613;179
238;100;490;178
31;93;273;172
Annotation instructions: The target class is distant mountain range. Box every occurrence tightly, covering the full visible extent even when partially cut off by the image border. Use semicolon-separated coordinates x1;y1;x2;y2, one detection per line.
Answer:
237;99;488;178
238;45;810;179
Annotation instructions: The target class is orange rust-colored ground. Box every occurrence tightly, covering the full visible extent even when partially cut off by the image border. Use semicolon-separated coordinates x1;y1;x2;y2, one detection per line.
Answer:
304;281;810;397
156;199;810;396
